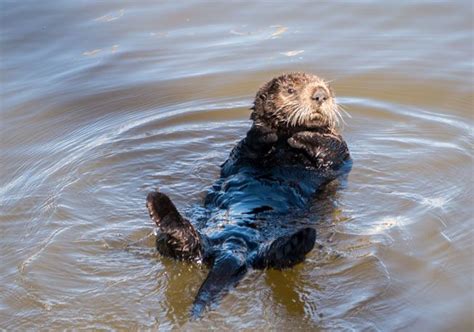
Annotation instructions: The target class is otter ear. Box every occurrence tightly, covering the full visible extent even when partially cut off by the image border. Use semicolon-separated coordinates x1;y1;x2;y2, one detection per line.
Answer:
256;77;277;102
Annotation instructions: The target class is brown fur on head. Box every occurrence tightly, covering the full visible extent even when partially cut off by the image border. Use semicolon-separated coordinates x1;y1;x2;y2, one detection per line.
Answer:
251;72;342;133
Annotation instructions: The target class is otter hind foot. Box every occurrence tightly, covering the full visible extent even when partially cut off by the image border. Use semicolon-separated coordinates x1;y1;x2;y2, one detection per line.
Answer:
146;191;202;260
253;227;316;269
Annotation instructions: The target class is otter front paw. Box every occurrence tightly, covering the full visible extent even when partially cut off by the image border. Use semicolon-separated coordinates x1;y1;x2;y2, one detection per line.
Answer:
287;132;316;155
257;131;278;145
248;125;278;146
287;136;305;150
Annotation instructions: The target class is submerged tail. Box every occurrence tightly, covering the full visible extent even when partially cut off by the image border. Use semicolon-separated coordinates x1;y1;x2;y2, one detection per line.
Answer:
191;237;248;318
146;191;202;260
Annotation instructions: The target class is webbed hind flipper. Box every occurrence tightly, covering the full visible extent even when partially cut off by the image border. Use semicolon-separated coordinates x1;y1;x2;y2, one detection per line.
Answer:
252;227;316;269
146;191;202;260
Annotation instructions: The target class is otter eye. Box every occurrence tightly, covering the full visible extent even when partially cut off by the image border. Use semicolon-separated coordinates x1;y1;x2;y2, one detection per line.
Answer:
287;88;295;94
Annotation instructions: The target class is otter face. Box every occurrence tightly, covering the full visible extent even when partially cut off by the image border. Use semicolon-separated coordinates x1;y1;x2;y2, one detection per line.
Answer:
252;72;342;130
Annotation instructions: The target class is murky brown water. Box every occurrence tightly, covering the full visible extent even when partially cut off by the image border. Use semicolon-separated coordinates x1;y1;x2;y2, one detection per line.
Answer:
1;1;473;330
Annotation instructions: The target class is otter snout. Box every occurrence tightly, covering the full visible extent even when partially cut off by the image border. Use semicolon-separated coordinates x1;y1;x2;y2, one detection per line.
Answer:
311;87;328;103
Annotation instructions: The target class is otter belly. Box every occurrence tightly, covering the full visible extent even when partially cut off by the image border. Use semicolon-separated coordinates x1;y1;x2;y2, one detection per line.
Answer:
204;165;328;222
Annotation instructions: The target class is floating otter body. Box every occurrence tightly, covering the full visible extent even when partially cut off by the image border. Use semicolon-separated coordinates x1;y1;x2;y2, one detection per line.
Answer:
146;72;351;317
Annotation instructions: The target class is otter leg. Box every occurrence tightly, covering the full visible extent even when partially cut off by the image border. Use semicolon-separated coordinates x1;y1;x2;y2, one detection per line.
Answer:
252;227;316;269
191;237;248;318
146;191;202;260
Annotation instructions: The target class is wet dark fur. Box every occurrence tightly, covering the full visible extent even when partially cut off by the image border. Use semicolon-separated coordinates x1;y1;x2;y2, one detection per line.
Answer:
146;72;351;317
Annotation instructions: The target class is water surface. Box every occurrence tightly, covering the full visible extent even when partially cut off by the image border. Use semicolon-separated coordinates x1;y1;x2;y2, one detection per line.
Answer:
1;1;473;330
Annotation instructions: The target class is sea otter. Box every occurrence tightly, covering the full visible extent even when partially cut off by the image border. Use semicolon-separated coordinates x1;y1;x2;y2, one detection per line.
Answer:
146;72;351;317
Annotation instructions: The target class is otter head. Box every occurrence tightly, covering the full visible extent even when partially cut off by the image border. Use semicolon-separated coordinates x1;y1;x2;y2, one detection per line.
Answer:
251;72;342;132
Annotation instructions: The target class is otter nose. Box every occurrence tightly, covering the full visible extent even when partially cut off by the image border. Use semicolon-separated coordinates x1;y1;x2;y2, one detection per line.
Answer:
312;88;328;103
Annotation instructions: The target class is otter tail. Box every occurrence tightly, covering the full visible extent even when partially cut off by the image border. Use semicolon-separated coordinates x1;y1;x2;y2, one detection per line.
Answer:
191;237;248;318
146;191;202;260
252;227;316;269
